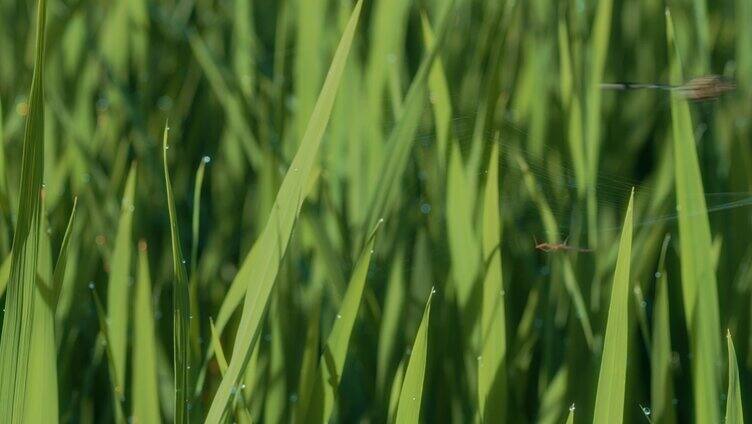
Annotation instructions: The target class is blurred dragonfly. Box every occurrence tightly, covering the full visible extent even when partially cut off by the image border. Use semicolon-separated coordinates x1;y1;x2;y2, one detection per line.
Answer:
601;74;736;101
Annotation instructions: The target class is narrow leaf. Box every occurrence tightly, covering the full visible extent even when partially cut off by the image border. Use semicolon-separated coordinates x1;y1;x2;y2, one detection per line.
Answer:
163;125;192;423
204;2;364;420
131;241;162;424
394;290;433;424
593;190;634;424
725;331;744;424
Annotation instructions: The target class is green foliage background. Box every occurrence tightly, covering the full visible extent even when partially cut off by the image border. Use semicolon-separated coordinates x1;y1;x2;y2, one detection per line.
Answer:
0;0;750;422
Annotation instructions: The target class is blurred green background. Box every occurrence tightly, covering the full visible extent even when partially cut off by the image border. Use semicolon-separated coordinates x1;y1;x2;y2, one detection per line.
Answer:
0;0;750;422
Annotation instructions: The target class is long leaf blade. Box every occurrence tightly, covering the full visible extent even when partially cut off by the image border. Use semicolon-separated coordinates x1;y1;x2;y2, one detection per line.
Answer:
204;1;363;420
0;0;48;419
394;290;433;424
163;125;192;423
592;190;634;424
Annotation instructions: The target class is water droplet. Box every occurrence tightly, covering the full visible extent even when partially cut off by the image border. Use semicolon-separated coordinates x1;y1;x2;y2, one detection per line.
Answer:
569;403;576;412
289;393;299;403
640;301;647;308
405;347;412;355
641;406;651;416
88;282;95;290
420;203;432;214
293;167;299;172
336;314;342;319
369;249;374;254
411;396;416;401
165;144;170;150
654;271;662;278
181;259;187;265
477;355;482;362
240;384;246;389
430;287;437;295
500;289;506;296
202;155;212;164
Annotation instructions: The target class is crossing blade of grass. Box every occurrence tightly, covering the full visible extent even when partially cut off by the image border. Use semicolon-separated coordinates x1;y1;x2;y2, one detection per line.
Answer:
377;245;406;396
593;189;634;424
0;253;10;297
478;142;506;422
204;1;363;420
107;163;136;392
420;12;452;172
651;236;676;424
0;0;48;419
163;124;192;424
92;288;127;423
725;331;744;424
301;221;381;423
131;241;162;424
291;288;322;424
584;0;613;246
446;141;480;309
394;290;433;424
208;319;252;422
264;294;287;424
387;359;406;423
666;11;721;424
537;368;568;424
187;31;261;170
513;152;593;348
361;0;455;235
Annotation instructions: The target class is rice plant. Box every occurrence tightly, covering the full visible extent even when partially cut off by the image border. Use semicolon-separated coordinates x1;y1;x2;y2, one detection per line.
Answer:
0;0;750;422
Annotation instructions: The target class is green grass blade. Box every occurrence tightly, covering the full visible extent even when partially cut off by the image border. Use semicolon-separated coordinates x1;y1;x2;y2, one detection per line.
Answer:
291;288;322;424
51;198;77;309
204;2;363;420
191;157;208;275
584;0;613;246
187;31;261;170
302;221;381;422
0;0;48;418
208;319;252;422
446;141;480;309
24;199;56;422
420;12;452;171
592;189;634;424
537;368;568;424
394;290;433;424
478;142;506;422
163;124;192;424
92;288;127;424
665;11;722;424
377;245;406;395
361;0;455;234
107;163;136;390
0;253;10;297
264;295;287;424
725;331;744;424
132;241;162;424
651;237;676;424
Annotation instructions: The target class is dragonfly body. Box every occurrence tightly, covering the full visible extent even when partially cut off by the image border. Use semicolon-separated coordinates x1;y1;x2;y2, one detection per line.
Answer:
601;74;735;101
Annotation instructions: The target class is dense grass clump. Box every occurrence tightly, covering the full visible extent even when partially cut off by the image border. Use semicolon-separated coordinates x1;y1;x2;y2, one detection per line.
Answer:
0;0;750;422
